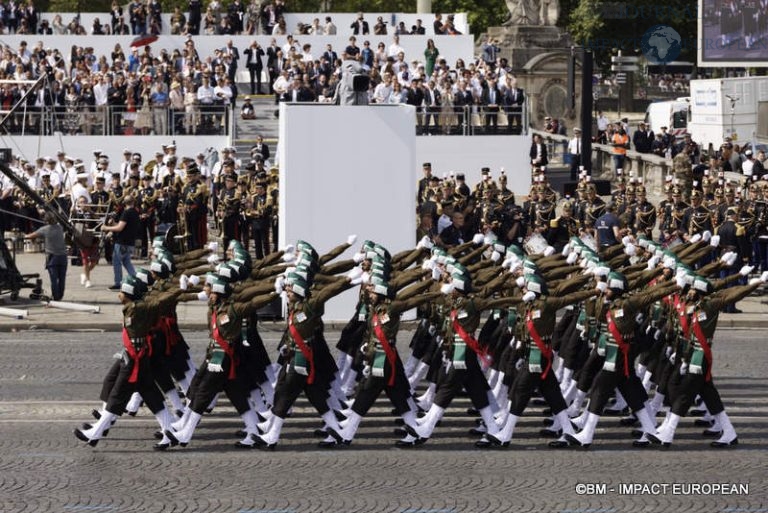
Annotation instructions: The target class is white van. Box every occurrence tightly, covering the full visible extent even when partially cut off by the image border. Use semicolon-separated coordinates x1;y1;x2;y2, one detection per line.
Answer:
644;99;690;140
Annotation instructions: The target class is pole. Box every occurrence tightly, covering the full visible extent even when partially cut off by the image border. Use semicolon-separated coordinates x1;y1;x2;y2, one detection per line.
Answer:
580;49;593;174
46;301;101;313
0;306;28;319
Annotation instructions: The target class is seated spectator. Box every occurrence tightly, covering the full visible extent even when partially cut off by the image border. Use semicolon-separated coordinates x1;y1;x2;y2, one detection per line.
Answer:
241;97;255;119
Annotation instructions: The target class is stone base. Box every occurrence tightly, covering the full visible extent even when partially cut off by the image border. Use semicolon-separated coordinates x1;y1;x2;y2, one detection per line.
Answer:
479;25;571;70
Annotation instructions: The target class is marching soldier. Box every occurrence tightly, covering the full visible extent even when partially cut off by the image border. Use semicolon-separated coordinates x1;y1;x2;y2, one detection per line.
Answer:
683;190;714;240
657;184;675;241
546;202;579;252
247;180;273;260
581;184;606;232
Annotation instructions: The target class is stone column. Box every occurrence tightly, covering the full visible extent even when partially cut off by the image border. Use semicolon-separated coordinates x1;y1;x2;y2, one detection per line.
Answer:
416;0;432;14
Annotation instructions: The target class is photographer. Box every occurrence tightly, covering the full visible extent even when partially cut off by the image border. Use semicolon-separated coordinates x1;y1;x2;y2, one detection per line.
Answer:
373;16;387;35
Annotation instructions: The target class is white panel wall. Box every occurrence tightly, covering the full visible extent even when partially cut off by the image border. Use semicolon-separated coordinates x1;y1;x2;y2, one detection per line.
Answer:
279;103;416;321
415;135;533;196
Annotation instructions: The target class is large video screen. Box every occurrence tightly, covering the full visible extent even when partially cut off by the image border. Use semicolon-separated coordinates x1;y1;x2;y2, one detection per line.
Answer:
698;0;768;66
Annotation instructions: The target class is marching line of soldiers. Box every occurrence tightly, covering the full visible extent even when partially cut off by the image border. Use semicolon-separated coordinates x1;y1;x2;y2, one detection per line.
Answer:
71;223;768;450
0;143;282;266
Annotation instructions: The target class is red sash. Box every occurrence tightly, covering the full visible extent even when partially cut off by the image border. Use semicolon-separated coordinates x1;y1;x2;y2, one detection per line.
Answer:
288;313;315;384
153;316;178;356
525;311;552;379
606;310;630;377
691;313;714;382
451;309;493;370
121;328;147;383
676;298;691;339
372;313;397;387
211;311;237;380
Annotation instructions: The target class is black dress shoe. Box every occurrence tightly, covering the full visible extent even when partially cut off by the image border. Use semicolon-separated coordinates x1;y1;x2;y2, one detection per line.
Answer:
327;428;351;445
632;439;651;448
318;438;346;448
165;430;186;447
393;427;408;438
235;429;247;438
694;418;714;427
234;439;255;449
646;433;671;448
630;428;645;438
548;439;570;448
468;427;487;436
484;433;510;447
153;442;170;451
688;408;706;417
154;430;164;440
702;429;723;438
564;433;590;449
313;428;328;438
539;428;562;438
619;415;639;427
395;437;425;448
73;428;99;447
710;438;738;448
394;418;405;426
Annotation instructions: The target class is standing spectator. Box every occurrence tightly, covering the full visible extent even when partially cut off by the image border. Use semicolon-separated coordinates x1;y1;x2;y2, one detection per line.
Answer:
129;0;146;35
373;16;387;35
103;195;140;290
481;36;500;69
245;0;260;34
244;40;265;94
423;39;439;78
632;121;654;153
350;12;369;35
188;0;202;34
110;0;123;33
596;110;609;143
25;213;68;301
480;76;501;133
228;0;245;33
433;13;444;35
567;127;583;180
611;126;630;173
323;16;336;35
530;133;548;170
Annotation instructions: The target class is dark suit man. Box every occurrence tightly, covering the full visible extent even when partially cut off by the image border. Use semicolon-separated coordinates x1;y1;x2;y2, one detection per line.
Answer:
481;79;502;133
530;134;549;169
265;41;280;94
280;78;314;102
350;13;369;35
244;41;265;94
250;136;270;162
504;83;525;132
453;84;473;134
632;122;654;153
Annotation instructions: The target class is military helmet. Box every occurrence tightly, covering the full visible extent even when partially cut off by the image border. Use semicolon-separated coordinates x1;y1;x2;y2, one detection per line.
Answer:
120;275;147;300
606;271;627;293
134;267;155;287
525;274;548;296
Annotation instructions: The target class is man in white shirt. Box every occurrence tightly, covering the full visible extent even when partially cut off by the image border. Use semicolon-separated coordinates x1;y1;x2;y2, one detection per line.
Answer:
388;35;405;58
596;110;609;143
567;127;583;180
71;171;92;206
373;73;394;104
742;149;756;177
118;149;132;181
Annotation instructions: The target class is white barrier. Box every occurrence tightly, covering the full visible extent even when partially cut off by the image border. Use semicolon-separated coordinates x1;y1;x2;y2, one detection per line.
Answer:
46;301;101;313
0;306;28;319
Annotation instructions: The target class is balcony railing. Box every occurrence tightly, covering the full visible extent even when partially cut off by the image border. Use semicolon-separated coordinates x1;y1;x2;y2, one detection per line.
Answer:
413;104;529;136
3;105;233;137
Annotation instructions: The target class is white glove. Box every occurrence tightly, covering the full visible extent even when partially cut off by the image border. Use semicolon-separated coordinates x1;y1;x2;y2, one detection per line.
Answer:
501;257;513;270
749;277;761;286
690;233;702;243
761;271;768;283
417;235;433;250
422;259;434;271
440;283;454;295
352;251;365;263
189;275;200;286
347;234;357;246
702;230;712;242
566;252;578;265
274;276;285;294
207;241;219;252
719;251;735;265
647;255;660;270
515;276;525;288
621;235;633;246
282;244;295;255
347;267;363;281
472;233;485;245
725;252;738;267
484;234;496;246
360;272;371;285
679;363;688;376
522;291;536;303
179;274;189;290
431;267;442;281
624;243;636;257
561;243;571;257
596;281;607;292
739;265;755;276
543;246;555;257
206;253;220;265
282;252;295;263
197;291;209;301
491;250;501;262
509;261;522;273
710;235;720;248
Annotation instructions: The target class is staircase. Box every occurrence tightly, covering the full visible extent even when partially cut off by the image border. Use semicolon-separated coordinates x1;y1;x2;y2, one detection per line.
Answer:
233;94;280;158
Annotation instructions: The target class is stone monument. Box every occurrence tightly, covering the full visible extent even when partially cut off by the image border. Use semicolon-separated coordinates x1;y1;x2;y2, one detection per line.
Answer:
478;1;580;131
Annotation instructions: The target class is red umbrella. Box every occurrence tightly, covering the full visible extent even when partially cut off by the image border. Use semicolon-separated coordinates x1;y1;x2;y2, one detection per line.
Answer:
130;34;159;49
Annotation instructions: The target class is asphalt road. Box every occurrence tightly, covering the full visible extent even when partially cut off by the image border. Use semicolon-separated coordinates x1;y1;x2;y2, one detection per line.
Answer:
0;328;766;513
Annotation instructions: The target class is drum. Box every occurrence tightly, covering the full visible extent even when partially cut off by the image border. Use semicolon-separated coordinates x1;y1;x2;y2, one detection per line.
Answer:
163;223;187;254
523;233;548;255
